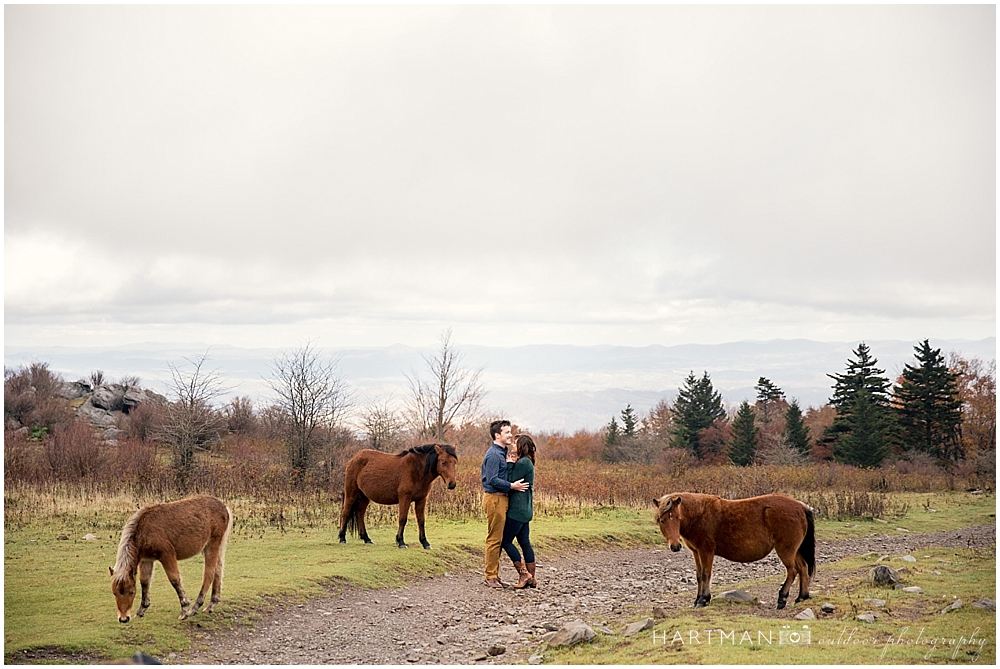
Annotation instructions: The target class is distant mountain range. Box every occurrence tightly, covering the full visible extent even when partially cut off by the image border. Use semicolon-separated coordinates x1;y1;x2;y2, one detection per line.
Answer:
5;338;994;432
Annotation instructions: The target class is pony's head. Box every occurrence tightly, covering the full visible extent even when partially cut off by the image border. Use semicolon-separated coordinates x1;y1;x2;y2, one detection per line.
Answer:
109;567;137;623
431;444;458;489
653;494;684;552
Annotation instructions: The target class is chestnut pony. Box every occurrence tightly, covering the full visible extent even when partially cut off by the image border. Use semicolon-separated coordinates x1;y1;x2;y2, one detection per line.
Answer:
339;443;458;549
654;492;814;609
109;494;232;623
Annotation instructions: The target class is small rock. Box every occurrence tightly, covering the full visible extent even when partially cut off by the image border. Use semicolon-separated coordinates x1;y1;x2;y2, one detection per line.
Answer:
541;622;559;632
896;567;909;575
821;603;836;613
901;555;917;562
537;632;556;644
794;608;815;620
857;613;876;624
896;528;910;533
932;570;942;576
83;534;97;541
901;586;924;594
596;626;616;635
864;598;886;608
972;599;996;611
652;606;669;618
406;651;421;663
528;654;544;665
486;645;505;657
870;565;900;586
57;535;69;541
547;620;595;648
472;652;488;661
718;589;757;603
940;600;963;614
623;618;654;636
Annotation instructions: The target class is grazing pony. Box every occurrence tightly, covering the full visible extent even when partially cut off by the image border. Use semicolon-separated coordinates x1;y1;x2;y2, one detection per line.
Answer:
654;492;815;609
109;495;232;623
339;444;458;549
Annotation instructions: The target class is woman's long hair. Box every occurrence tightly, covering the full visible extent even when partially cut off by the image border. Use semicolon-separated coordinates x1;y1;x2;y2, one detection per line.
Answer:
514;434;536;464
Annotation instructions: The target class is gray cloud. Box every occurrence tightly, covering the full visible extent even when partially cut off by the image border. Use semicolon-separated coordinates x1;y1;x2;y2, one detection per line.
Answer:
5;5;995;348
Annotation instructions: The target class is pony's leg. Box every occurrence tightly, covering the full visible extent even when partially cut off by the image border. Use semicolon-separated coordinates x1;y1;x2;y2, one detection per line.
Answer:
339;484;359;543
356;497;373;544
135;559;154;617
188;544;220;617
206;553;223;613
794;553;811;603
159;553;192;619
396;497;411;548
690;550;706;607
775;549;797;610
414;497;431;550
698;552;715;607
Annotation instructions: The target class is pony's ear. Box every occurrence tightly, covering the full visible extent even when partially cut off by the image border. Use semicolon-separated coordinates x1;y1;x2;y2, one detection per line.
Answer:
652;496;661;508
109;566;114;577
673;496;682;506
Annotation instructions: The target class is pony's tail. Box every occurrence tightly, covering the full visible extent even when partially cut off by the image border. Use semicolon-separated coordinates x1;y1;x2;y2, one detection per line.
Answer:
219;505;234;580
799;507;816;577
345;495;364;537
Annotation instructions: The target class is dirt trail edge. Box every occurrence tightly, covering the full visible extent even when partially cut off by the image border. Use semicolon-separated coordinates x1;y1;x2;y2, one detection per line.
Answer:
178;525;994;665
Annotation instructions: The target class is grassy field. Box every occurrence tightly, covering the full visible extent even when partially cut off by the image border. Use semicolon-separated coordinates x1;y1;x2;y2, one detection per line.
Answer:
4;491;995;663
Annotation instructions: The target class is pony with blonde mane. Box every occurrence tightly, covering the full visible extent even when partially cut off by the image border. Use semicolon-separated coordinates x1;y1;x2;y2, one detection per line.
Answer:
110;495;232;622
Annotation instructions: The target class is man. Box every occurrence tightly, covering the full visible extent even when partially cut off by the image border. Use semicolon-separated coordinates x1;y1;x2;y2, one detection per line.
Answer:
481;419;529;588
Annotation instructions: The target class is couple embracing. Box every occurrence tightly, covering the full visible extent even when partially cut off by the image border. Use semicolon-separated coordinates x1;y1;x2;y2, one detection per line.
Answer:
480;419;537;589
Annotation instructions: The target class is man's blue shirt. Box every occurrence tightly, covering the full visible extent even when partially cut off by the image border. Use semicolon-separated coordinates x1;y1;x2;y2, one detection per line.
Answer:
481;442;511;493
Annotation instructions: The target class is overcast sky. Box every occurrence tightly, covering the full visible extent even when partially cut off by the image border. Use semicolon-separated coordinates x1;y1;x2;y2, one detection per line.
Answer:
5;5;996;350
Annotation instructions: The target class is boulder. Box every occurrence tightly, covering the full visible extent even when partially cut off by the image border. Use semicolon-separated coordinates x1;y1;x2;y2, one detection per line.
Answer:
870;565;900;586
821;603;836;613
863;598;886;608
56;380;92;400
718;590;757;603
940;600;963;614
972;599;996;611
91;384;126;412
103;427;127;442
623;618;654;636
794;608;815;620
547;620;595;648
122;387;148;412
77;400;116;428
857;613;876;624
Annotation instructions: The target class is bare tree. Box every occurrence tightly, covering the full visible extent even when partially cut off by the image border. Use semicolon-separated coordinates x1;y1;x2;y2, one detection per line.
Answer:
268;343;352;477
358;396;407;451
405;329;486;441
156;353;227;483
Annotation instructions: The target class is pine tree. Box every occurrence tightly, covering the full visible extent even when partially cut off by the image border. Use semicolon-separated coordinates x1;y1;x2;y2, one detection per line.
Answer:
784;399;811;456
755;377;785;424
620;404;638;438
728;401;758;466
833;387;894;467
824;342;896;461
670;371;726;459
894;340;963;462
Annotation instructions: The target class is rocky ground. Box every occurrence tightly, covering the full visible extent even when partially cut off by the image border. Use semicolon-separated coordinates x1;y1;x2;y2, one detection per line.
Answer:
175;524;995;665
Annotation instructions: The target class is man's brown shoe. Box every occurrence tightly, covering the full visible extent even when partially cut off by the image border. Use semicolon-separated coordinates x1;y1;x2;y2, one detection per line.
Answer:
483;578;503;589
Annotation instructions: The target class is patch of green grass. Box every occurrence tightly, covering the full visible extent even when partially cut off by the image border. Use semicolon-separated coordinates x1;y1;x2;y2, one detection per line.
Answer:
4;507;659;661
543;544;996;665
814;492;995;540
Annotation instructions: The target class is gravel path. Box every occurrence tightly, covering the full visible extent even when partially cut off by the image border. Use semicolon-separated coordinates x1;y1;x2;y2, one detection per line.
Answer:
178;524;995;665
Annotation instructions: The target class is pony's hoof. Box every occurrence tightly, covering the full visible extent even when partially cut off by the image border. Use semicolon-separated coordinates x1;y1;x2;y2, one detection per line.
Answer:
693;599;706;608
421;542;432;550
776;600;786;610
795;595;810;603
338;537;346;544
363;539;374;545
397;542;408;549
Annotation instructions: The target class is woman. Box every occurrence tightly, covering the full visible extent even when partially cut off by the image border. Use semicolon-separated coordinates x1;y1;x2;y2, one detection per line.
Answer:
502;433;537;589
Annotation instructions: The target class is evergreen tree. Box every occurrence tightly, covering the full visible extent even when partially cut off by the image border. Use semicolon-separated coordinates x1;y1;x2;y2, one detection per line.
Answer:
670;371;727;459
784;399;811;456
833;387;894;467
728;401;758;466
894;340;963;462
620;404;638;438
605;416;620;448
824;342;896;460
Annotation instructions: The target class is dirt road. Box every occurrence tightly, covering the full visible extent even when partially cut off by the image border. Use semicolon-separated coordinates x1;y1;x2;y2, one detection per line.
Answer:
178;524;994;664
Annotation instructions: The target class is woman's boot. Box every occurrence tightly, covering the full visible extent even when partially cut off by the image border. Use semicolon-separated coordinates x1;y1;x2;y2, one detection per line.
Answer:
526;562;537;588
512;561;532;589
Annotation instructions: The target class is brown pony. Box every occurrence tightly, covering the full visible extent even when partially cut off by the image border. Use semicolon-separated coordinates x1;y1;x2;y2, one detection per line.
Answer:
339;443;457;549
109;494;232;623
654;492;815;609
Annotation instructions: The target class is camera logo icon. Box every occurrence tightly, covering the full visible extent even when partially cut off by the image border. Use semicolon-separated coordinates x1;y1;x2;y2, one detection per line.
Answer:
779;627;811;645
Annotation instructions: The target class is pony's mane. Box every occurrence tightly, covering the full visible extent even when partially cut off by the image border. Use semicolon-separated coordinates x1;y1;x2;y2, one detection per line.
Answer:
397;443;458;475
111;507;144;585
